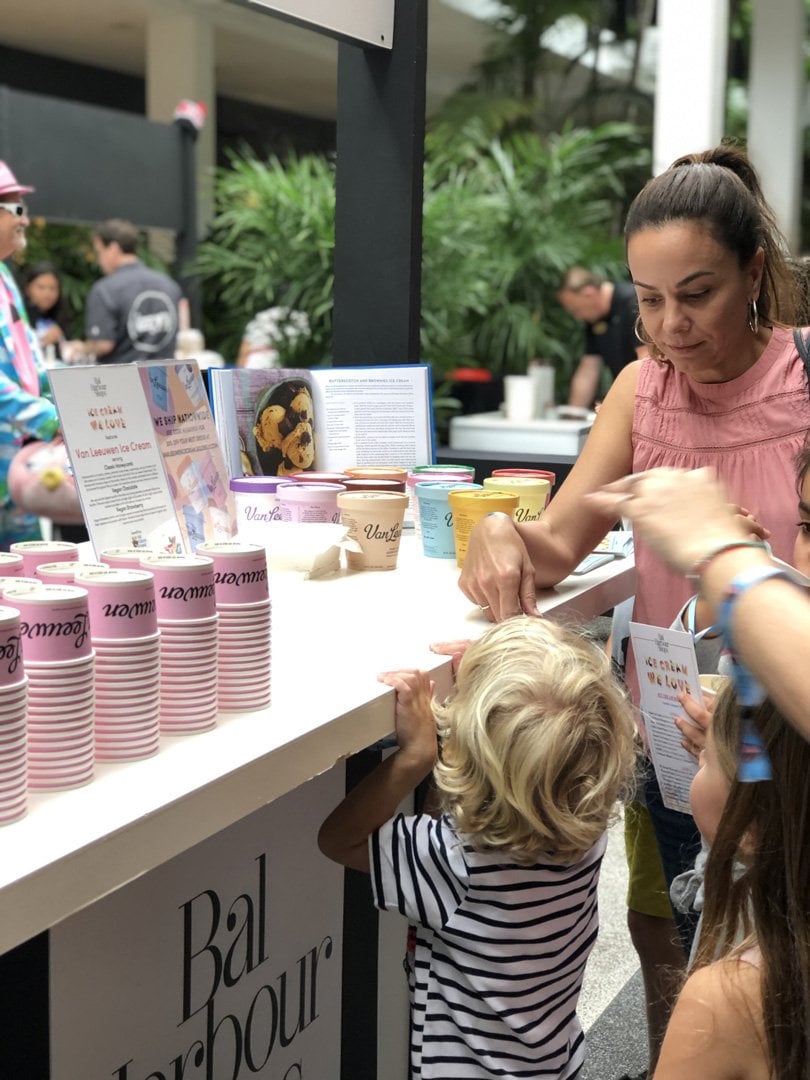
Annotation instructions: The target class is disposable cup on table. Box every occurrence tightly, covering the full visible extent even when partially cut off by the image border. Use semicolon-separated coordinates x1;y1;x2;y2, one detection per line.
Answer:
140;554;216;622
195;542;269;606
9;540;79;577
75;567;158;640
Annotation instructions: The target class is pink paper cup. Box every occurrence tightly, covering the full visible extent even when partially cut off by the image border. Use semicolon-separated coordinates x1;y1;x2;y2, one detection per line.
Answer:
2;583;91;663
74;567;158;639
36;561;108;584
0;606;24;688
10;540;79;577
195;542;269;605
0;553;24;577
99;547;157;571
140;554;216;621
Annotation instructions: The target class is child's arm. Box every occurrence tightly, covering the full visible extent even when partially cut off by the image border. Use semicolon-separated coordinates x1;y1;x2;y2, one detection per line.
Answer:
318;670;438;873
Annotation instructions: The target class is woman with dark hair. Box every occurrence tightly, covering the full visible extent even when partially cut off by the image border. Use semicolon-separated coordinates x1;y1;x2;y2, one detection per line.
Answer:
22;261;73;360
655;683;810;1080
452;143;810;1077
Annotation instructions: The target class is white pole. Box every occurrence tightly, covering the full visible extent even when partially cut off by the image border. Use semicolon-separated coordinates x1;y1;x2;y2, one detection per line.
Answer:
653;0;730;176
748;0;805;251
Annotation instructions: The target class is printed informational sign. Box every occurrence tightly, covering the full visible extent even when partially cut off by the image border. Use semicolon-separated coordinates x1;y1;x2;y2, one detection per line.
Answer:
49;362;236;554
50;768;345;1080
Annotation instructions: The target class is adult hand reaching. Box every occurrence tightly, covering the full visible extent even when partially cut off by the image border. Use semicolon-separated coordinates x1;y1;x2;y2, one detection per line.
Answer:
457;512;539;621
586;468;768;576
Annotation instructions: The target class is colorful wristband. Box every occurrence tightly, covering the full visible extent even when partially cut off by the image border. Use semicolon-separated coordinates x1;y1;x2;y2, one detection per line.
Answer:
687;540;769;584
718;565;793;651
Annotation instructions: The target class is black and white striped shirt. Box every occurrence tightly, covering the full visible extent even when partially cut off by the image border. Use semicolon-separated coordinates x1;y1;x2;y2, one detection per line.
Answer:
371;813;605;1079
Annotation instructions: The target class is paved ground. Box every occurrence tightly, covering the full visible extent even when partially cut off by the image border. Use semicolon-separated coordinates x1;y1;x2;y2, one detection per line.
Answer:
577;615;649;1080
579;813;649;1078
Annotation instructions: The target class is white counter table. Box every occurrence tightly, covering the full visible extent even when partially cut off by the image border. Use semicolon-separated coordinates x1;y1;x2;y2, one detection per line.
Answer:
0;538;635;957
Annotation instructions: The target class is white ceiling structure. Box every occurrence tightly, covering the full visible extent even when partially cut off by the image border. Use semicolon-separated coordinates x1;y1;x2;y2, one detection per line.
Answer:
0;0;495;120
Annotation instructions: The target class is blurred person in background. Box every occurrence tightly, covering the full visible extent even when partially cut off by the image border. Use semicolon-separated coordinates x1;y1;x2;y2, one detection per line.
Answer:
558;268;647;409
23;261;73;362
0;161;60;548
78;218;182;364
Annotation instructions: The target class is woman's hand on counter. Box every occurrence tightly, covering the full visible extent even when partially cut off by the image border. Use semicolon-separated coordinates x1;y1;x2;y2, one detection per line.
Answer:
458;512;539;621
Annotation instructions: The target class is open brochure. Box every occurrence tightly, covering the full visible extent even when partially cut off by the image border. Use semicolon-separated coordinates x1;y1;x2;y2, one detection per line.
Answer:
629;621;703;814
49;361;237;555
208;365;435;478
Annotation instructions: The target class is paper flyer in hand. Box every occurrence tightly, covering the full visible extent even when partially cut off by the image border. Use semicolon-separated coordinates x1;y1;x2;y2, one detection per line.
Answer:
629;622;703;814
49;362;236;555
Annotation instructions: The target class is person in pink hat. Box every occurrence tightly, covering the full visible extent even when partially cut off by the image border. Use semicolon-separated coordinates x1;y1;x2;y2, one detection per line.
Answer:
0;161;60;549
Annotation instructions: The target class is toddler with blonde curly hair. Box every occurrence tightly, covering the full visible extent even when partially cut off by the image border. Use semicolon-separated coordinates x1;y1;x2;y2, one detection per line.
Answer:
319;615;637;1079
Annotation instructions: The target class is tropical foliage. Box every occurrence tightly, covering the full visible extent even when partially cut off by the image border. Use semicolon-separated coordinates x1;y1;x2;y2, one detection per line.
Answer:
195;120;648;382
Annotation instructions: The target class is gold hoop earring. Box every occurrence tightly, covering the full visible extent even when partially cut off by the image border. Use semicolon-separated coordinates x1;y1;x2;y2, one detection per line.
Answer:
747;299;759;335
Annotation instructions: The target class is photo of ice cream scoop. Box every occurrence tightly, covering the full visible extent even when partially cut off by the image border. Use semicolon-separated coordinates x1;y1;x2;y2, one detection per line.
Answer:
252;378;316;476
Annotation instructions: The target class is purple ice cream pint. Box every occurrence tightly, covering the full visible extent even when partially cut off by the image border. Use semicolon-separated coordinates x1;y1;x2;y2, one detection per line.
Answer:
229;475;296;542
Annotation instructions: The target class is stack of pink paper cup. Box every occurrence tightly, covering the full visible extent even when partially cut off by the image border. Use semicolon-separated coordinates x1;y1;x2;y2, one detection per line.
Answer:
0;606;28;824
2;582;94;792
140;554;218;735
197;542;271;712
9;539;79;576
75;566;160;762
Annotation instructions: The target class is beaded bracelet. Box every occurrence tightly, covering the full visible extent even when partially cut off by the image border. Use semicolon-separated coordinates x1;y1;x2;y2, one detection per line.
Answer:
686;539;769;584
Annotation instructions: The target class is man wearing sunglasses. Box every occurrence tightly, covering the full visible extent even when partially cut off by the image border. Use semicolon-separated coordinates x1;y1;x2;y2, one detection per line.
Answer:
0;161;60;549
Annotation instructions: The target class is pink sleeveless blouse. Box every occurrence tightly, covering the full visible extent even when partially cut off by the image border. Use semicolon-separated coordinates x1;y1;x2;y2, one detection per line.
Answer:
628;325;810;702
